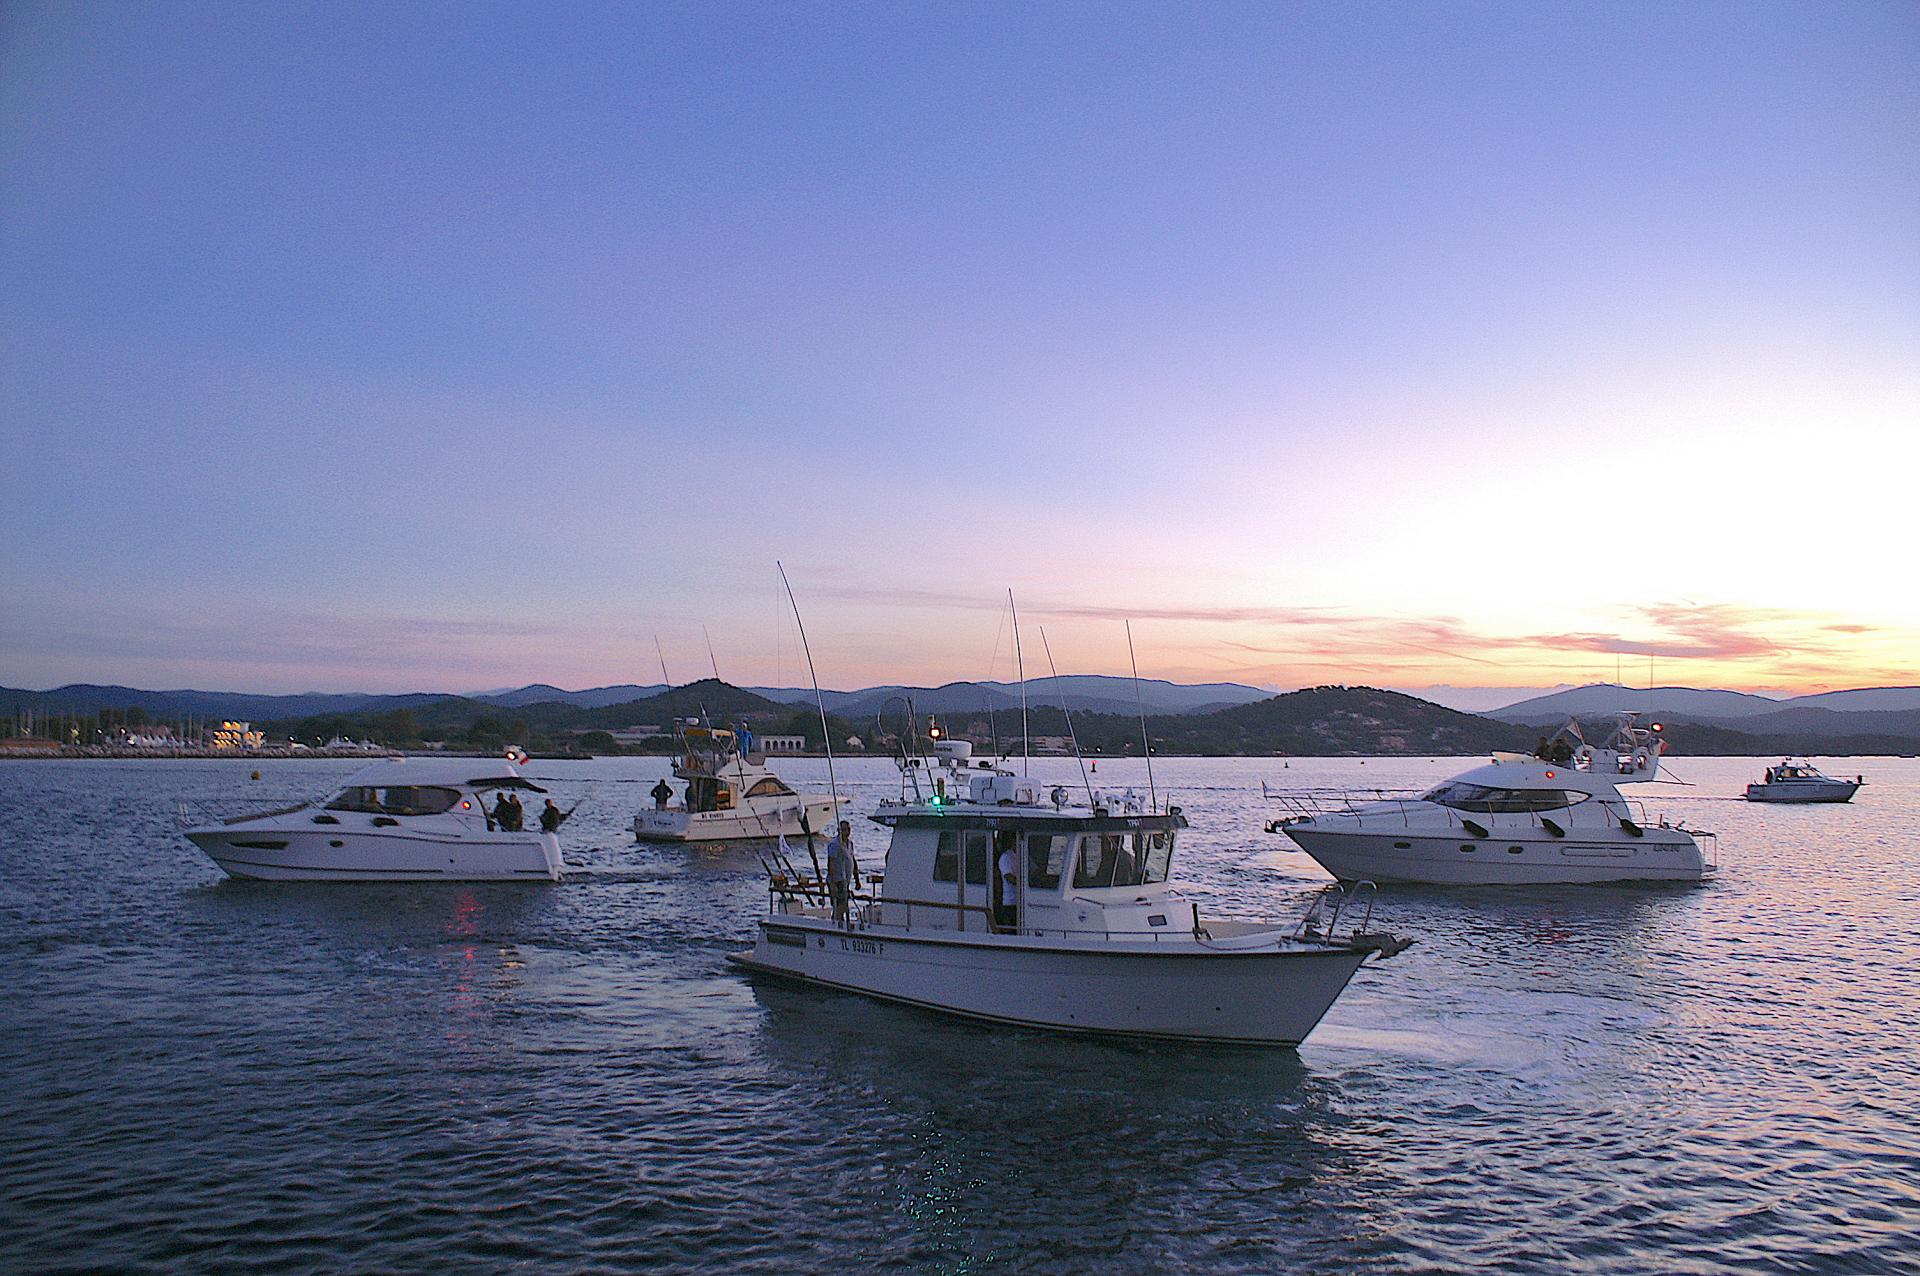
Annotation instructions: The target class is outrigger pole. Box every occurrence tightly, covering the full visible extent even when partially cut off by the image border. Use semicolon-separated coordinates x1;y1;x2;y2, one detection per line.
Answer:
776;561;839;810
1127;619;1158;814
1039;626;1095;807
1011;589;1028;777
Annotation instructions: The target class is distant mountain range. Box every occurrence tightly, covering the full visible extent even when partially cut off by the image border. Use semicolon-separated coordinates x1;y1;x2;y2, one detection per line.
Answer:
8;677;1919;755
0;675;1273;723
1489;683;1920;740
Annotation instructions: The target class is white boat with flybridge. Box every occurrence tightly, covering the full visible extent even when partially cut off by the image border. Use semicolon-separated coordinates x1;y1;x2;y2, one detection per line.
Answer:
1267;714;1717;885
632;721;841;842
729;738;1411;1046
181;755;566;881
1745;759;1862;803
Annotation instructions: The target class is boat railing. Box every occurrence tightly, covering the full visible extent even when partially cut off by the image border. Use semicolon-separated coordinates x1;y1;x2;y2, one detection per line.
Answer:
1293;880;1372;942
1263;787;1427;830
174;797;311;829
766;878;1381;947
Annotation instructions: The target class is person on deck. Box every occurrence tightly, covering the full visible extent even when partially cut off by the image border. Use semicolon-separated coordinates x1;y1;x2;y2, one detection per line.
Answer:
995;836;1020;931
501;793;524;831
491;793;514;830
825;820;859;928
539;799;565;833
651;778;673;809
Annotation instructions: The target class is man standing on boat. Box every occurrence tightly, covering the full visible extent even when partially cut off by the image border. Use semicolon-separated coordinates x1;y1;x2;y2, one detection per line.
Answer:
825;820;859;928
995;833;1019;932
651;777;673;809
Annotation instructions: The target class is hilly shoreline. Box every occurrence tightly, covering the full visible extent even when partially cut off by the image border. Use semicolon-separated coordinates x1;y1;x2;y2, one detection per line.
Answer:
7;679;1919;758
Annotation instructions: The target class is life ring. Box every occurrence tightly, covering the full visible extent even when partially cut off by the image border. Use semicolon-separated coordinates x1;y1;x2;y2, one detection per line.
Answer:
1571;744;1597;769
1631;747;1652;770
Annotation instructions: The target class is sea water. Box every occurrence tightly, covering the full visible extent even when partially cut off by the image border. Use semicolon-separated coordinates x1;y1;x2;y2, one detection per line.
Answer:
2;755;1916;1273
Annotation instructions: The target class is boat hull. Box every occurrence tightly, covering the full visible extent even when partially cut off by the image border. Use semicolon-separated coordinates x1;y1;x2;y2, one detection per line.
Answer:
634;797;841;843
729;919;1370;1046
187;826;564;881
1284;826;1707;885
1745;782;1858;803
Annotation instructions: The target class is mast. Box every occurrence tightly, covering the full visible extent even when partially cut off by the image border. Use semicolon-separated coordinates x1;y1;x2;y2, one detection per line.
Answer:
1127;619;1157;814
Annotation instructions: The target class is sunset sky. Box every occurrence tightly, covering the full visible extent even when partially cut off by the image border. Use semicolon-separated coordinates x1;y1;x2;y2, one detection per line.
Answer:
3;2;1916;702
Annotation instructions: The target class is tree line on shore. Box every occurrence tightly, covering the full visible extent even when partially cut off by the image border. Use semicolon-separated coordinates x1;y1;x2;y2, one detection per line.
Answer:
10;679;1915;758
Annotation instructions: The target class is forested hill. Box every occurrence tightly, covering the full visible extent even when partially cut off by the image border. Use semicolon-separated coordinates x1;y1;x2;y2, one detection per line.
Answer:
18;678;1918;756
938;686;1531;757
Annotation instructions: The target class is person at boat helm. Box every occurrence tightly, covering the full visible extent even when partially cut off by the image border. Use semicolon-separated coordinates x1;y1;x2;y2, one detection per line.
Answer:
995;834;1019;931
651;777;673;809
825;820;859;928
497;792;524;832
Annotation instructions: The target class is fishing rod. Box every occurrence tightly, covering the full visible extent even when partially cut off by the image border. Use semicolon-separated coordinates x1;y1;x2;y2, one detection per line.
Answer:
1127;618;1158;814
1038;626;1095;807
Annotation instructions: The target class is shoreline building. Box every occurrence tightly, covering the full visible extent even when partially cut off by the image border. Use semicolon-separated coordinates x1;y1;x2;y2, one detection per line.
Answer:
212;721;265;752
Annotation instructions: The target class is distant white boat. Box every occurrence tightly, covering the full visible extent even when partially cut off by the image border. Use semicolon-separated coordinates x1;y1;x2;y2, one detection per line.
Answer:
632;723;839;842
1745;760;1861;804
1269;714;1717;885
730;740;1409;1045
324;735;387;754
183;756;564;881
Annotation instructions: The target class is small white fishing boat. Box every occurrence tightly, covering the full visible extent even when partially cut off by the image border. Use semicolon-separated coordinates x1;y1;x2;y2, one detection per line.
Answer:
729;741;1409;1046
1745;760;1862;803
182;757;565;881
632;723;840;842
1268;715;1717;885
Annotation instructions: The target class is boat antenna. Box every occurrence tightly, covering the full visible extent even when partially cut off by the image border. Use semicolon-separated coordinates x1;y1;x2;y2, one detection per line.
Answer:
654;634;672;691
1126;619;1157;814
1011;589;1028;777
1038;625;1094;807
776;561;838;806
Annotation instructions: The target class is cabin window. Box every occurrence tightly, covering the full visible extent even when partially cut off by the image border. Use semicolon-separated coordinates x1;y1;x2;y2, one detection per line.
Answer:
934;831;959;882
1422;783;1590;813
1112;834;1152;888
1026;834;1068;890
1073;833;1141;889
327;787;386;813
745;777;794;799
378;786;462;816
1141;830;1174;884
964;831;991;885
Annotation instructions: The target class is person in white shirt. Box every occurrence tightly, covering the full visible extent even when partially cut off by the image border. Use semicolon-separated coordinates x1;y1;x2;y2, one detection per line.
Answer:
995;836;1019;931
825;820;859;927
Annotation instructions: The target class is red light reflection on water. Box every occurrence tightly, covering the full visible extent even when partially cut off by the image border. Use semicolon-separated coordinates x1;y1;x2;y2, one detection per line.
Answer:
445;892;484;1034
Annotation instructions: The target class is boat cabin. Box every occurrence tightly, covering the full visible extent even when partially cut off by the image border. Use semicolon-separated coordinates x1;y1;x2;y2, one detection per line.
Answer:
313;759;546;824
869;789;1187;938
1764;761;1822;783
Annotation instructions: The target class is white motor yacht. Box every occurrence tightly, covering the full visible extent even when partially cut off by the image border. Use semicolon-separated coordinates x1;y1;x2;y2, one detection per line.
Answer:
632;723;840;842
1746;760;1862;803
183;757;565;881
1269;715;1716;886
729;741;1409;1046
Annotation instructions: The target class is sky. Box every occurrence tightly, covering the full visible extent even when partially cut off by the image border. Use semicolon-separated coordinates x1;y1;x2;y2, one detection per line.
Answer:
3;1;1917;703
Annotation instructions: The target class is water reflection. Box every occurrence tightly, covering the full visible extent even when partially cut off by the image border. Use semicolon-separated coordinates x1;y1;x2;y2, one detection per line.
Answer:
748;978;1356;1270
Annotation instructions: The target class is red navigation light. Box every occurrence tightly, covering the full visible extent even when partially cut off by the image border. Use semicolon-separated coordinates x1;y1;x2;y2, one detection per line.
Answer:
1544;770;1555;778
1651;722;1664;732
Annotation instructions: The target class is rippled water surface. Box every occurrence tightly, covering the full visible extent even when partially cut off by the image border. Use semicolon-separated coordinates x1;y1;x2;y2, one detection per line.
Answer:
3;754;1918;1273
